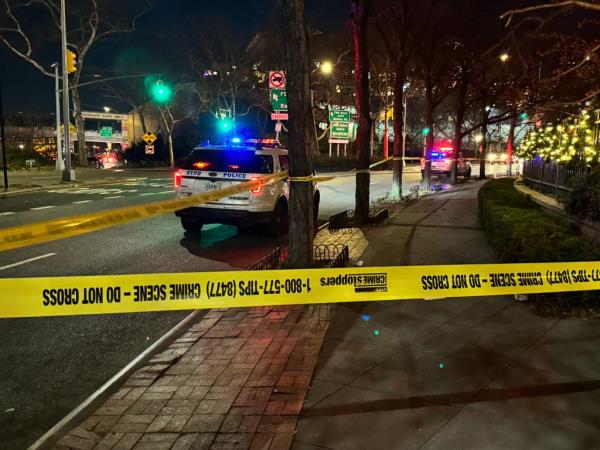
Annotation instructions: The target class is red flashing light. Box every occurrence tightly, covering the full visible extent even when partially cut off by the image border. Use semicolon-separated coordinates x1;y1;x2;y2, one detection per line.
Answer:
193;161;210;169
175;171;182;188
228;164;240;171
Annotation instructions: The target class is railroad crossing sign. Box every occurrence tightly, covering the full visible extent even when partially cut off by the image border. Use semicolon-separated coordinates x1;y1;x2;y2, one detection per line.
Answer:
329;109;350;123
143;132;157;145
145;144;155;155
269;71;286;89
270;89;288;111
330;122;351;139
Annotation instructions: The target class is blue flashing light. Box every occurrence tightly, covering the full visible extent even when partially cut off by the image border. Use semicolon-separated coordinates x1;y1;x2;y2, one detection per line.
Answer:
231;137;242;144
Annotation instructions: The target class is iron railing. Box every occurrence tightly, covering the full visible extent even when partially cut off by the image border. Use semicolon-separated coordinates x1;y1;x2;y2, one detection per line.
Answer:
523;159;588;202
248;244;349;270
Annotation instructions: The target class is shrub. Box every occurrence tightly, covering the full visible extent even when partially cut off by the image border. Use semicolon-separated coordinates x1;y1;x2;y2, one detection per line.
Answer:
565;168;600;222
479;178;600;317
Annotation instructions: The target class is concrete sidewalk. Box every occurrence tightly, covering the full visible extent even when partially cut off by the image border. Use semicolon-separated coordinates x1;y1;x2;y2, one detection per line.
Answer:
293;181;600;449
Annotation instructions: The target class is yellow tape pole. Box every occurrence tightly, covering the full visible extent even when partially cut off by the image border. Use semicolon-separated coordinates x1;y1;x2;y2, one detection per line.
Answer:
1;261;599;318
0;173;286;253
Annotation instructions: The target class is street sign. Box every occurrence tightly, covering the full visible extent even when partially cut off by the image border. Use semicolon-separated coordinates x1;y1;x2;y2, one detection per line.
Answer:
269;71;286;89
145;144;155;155
270;89;288;111
60;123;77;136
275;122;282;132
330;121;350;139
329;110;350;123
99;126;113;137
271;112;289;121
143;132;157;145
329;138;349;144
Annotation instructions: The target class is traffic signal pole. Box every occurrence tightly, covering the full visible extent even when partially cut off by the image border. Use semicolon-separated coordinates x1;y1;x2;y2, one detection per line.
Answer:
60;0;75;182
52;63;64;171
0;78;8;191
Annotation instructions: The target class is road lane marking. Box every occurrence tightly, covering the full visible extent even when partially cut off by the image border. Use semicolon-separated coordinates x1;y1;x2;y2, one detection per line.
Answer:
30;205;56;210
139;192;158;196
73;200;93;204
105;196;124;199
0;253;56;271
0;212;16;216
157;190;175;194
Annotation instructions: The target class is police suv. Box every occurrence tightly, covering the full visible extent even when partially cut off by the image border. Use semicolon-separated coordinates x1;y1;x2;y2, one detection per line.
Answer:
174;139;320;235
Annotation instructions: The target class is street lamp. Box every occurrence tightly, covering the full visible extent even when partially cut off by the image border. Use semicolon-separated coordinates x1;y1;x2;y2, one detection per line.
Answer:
475;134;483;143
103;106;111;113
500;53;509;63
320;61;333;75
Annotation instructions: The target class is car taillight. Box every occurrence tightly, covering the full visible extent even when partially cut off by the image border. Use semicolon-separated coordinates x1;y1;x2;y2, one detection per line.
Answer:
175;171;182;188
250;177;263;194
193;162;210;169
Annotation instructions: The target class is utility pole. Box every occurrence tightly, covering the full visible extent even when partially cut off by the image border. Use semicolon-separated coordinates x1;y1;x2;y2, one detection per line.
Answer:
0;78;8;191
52;63;64;171
60;0;75;181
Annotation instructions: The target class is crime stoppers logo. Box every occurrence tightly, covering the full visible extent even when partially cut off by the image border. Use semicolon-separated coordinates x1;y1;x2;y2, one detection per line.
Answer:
320;273;388;293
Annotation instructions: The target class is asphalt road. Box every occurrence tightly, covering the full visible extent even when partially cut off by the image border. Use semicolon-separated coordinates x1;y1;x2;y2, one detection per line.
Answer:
0;164;509;448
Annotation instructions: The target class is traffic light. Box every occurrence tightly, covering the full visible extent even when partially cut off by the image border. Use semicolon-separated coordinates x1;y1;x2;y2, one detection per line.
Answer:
218;118;233;132
422;127;430;136
520;112;528;120
149;79;173;104
66;50;77;73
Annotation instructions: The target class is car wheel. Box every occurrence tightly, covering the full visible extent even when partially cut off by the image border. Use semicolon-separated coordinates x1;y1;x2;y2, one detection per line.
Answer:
181;217;203;233
270;200;289;236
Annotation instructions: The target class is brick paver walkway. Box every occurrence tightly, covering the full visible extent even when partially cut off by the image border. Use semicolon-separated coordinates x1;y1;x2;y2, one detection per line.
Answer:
54;305;331;450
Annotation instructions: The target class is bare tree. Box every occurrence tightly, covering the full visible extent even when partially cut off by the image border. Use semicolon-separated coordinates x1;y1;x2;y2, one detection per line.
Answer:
277;0;316;268
0;0;151;165
350;0;373;224
372;0;417;199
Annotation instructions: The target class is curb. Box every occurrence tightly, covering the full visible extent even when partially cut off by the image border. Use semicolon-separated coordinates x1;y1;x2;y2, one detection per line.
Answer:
28;309;204;450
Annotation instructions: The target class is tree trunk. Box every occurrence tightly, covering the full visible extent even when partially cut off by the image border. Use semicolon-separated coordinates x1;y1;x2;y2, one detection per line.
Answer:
507;113;516;176
390;64;406;200
167;132;174;169
278;0;315;268
423;73;434;187
349;0;372;225
479;102;488;180
71;87;88;166
450;80;466;185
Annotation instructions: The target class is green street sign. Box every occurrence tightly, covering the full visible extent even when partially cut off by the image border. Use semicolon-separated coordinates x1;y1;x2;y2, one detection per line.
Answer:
330;121;350;139
329;109;350;123
100;126;113;137
270;89;287;111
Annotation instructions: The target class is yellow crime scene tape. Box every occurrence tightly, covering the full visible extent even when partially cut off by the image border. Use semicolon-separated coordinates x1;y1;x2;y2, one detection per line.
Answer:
1;261;599;318
0;173;286;252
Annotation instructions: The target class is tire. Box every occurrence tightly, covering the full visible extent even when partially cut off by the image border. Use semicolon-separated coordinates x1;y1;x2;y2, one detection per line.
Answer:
180;217;203;233
270;199;289;236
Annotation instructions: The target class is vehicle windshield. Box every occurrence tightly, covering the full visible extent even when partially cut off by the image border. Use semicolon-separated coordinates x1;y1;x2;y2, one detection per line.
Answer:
184;149;274;174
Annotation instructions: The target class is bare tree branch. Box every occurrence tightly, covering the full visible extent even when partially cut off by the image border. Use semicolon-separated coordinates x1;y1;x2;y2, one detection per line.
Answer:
501;1;600;26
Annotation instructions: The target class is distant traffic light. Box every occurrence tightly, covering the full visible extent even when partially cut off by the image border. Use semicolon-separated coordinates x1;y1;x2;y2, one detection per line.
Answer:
66;50;77;73
149;79;173;104
219;118;233;131
422;127;430;136
520;112;528;120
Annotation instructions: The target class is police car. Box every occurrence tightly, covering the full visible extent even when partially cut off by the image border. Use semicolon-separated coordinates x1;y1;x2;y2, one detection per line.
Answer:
174;139;320;235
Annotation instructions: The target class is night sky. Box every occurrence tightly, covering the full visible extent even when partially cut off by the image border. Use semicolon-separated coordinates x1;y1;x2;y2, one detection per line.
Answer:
0;0;532;116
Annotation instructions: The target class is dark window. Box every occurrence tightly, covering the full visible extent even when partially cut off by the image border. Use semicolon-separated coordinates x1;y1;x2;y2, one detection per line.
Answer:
279;155;289;171
185;149;274;174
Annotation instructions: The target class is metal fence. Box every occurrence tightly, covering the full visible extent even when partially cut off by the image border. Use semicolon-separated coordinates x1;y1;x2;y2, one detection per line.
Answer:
248;244;349;270
523;159;588;202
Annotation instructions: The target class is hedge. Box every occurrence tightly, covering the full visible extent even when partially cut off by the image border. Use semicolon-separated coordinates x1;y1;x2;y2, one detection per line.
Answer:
478;178;600;316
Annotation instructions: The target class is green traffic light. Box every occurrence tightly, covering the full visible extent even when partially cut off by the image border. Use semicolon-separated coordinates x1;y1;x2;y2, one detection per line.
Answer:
146;78;173;104
520;112;528;120
219;118;233;131
422;127;430;136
